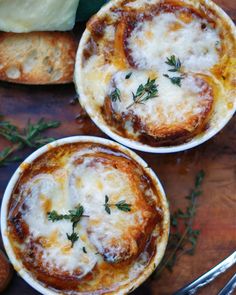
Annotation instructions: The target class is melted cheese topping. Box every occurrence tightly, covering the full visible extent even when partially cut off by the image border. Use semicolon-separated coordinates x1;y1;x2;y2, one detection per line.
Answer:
77;0;236;147
110;70;211;131
8;142;166;293
128;12;220;72
21;173;97;276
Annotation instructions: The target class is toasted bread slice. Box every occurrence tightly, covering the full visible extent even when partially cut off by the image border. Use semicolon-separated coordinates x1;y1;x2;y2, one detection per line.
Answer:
0;32;77;84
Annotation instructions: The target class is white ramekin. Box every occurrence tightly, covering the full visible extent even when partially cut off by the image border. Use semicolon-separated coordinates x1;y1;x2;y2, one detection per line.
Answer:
1;136;170;295
74;0;236;154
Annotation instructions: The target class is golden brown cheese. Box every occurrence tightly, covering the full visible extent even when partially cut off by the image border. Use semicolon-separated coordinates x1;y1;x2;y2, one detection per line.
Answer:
75;0;236;147
7;142;167;294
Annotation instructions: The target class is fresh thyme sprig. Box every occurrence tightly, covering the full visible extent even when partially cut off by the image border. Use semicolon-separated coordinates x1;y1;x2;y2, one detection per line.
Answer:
48;206;85;224
47;205;86;248
0;147;21;166
163;55;185;87
104;195;131;214
154;170;205;277
109;88;121;102
126;77;158;109
0;117;60;166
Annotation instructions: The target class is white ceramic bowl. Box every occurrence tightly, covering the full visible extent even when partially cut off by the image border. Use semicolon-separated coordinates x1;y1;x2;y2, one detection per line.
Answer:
1;136;170;295
74;0;236;153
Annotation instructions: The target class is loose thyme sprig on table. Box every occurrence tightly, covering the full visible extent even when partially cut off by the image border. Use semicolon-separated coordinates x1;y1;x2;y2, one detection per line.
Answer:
0;117;60;166
163;55;185;87
153;170;205;277
126;77;158;109
104;195;132;214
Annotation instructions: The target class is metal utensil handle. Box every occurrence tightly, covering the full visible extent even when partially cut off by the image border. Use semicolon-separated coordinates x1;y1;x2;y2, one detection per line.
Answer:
173;251;236;295
218;274;236;295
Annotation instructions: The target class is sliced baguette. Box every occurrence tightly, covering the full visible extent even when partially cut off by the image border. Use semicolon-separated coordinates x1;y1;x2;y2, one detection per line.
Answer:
0;31;77;84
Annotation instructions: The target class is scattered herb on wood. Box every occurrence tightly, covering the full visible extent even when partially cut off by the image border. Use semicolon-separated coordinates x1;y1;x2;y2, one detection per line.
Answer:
0;117;60;166
163;55;185;87
104;195;131;214
48;205;86;248
0;147;21;166
126;77;158;109
153;170;205;277
109;88;121;102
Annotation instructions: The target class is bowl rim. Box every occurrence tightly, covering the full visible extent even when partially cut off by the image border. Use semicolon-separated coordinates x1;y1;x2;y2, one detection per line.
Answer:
74;0;236;154
1;135;170;295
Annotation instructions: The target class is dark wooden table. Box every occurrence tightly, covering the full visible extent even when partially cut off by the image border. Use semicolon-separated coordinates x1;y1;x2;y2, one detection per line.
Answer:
0;1;235;294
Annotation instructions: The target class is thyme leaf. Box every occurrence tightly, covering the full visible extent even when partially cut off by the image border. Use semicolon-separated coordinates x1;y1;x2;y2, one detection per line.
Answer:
109;88;121;102
163;74;184;87
47;210;66;222
104;195;111;214
125;72;133;79
67;232;79;248
153;170;205;277
126;77;158;109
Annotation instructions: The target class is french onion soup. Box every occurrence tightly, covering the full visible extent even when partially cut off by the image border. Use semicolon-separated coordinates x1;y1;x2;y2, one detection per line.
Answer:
75;0;236;150
4;139;169;294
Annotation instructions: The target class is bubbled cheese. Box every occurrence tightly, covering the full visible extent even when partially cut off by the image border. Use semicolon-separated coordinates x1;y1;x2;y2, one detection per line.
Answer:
110;70;211;128
127;12;220;72
21;172;97;276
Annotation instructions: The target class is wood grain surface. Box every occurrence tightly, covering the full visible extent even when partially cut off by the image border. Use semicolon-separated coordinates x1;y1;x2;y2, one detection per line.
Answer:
0;1;235;294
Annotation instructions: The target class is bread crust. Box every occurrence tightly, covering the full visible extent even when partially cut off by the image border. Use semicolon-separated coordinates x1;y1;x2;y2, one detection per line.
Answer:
0;32;77;84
